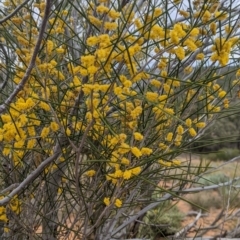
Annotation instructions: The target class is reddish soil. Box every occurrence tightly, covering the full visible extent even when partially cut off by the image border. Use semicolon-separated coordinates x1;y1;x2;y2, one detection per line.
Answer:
177;199;238;238
174;154;240;238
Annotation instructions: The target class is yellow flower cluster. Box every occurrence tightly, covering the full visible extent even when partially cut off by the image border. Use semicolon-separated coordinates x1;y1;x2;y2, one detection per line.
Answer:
211;37;238;66
103;197;122;208
1;0;236;220
0;196;21;223
106;165;142;184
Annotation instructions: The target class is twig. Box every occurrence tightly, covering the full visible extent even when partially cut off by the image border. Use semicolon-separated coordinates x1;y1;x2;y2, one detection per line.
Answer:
186;211;208;217
199;155;240;177
197;209;225;237
174;211;202;238
110;193;173;238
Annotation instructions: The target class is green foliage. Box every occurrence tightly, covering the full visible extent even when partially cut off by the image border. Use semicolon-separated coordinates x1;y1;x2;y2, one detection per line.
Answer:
203;148;240;161
196;173;230;186
187;190;222;211
138;200;184;239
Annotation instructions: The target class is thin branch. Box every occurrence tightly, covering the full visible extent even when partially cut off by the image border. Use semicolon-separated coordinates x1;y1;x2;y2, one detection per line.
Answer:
110;193;173;238
174;211;202;238
0;183;19;195
197;209;225;237
0;42;10;91
0;150;61;206
173;177;240;193
0;0;31;24
0;0;52;114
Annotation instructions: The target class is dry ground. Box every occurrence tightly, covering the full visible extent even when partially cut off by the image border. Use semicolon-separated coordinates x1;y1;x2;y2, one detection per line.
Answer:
175;153;240;238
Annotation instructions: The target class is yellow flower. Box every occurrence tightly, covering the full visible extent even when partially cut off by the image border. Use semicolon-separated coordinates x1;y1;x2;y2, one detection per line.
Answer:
11;17;23;24
115;198;122;208
1;114;11;123
141;147;153;156
108;10;121;19
46;40;54;54
177;125;184;135
218;90;226;98
145;92;158;102
159;143;167;150
172;159;181;166
158;159;171;167
184;39;197;51
179;10;189;18
185;118;192;127
10;196;21;214
26;139;36;149
18;114;28;126
114;169;123;178
96;5;109;14
213;106;221;112
215;11;228;21
88;66;98;74
119;133;127;142
85;170;96;177
170;30;179;44
56;48;65;54
174;46;185;60
151;79;161;87
104;197;110;206
96;48;108;61
89;15;102;27
14;140;25;149
224;103;229;108
0;211;8;222
158;95;168;102
131;166;141;175
196;53;205;60
195;122;206;128
131;147;142;158
26;98;35;108
66;127;71;136
166;132;173;142
39;101;50;111
210;22;216;34
202;10;211;23
173;23;185;37
123;170;132;180
81;55;95;67
58;188;63;194
134;132;143;141
118;143;130;154
189;127;197;137
184;66;193;74
50;121;59;132
104;22;118;30
121;157;130;165
189;28;199;37
86;36;99;46
40;127;50;138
